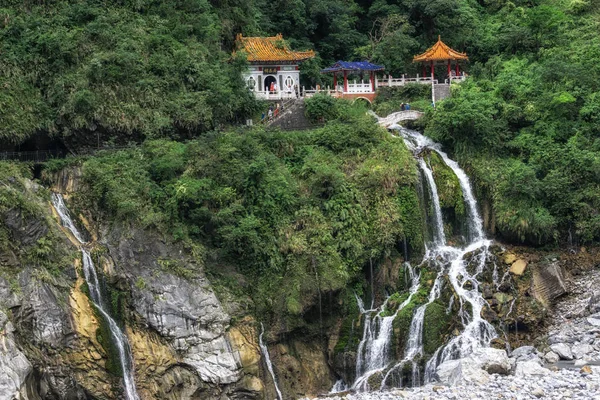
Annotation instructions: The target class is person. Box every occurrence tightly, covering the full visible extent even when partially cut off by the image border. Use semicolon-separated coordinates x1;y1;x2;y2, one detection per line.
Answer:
270;82;275;93
401;103;405;111
273;82;278;93
268;108;273;121
406;103;411;110
274;103;280;117
261;111;265;121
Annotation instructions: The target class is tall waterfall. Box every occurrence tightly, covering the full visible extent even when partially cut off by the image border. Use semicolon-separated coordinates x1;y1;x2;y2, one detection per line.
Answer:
259;323;283;400
52;193;140;400
346;122;497;391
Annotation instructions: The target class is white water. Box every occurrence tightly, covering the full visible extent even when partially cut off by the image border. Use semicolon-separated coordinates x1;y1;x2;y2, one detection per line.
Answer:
52;193;140;400
352;264;420;391
418;159;446;247
392;127;497;383
346;124;498;391
259;323;283;400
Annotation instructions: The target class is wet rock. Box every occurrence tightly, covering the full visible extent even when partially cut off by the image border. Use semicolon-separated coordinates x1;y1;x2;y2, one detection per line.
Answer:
436;359;490;386
550;343;574;360
511;346;535;359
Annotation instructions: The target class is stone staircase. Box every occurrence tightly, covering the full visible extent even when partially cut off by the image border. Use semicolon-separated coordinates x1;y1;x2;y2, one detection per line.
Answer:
265;99;316;130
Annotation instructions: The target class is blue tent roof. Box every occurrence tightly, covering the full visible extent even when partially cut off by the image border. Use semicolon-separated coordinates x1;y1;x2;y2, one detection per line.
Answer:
321;60;385;73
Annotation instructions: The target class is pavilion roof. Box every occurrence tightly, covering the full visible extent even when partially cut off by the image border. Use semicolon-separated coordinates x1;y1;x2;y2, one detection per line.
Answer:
235;34;315;63
321;60;385;73
413;36;468;62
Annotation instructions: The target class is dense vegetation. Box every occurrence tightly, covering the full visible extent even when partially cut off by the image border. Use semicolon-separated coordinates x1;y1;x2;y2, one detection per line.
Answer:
67;110;422;320
3;0;600;319
422;0;600;245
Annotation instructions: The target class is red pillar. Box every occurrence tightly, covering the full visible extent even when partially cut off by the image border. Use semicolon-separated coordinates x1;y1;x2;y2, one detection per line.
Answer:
333;73;337;89
370;71;375;92
343;70;348;92
430;61;434;81
447;60;451;78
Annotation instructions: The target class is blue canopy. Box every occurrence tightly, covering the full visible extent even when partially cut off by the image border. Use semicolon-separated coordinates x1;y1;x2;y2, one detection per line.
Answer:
321;60;385;73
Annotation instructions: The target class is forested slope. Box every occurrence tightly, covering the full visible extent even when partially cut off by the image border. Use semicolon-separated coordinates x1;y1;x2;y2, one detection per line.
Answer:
2;0;600;245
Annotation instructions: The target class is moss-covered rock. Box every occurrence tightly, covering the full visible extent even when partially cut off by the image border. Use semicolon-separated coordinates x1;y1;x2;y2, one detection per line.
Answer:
422;301;453;355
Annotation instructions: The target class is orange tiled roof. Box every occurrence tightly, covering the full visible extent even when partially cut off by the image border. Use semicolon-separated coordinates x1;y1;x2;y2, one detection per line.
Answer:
235;34;315;63
413;36;468;62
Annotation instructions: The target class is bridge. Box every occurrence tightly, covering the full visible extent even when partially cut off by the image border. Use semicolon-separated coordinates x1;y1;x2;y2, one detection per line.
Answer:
369;110;424;128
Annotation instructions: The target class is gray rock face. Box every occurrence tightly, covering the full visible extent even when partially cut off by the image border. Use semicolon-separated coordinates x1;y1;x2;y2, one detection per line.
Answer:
511;346;535;359
550;343;574;360
106;228;242;387
0;310;32;400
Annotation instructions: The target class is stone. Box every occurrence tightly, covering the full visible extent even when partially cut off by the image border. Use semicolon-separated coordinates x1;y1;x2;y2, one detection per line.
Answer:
510;259;527;275
544;351;560;363
504;252;517;265
550;343;574;360
588;291;600;314
514;361;550;377
531;387;545;398
436;359;490;386
572;343;595;359
475;348;511;374
511;346;535;359
574;359;588;367
581;365;593;374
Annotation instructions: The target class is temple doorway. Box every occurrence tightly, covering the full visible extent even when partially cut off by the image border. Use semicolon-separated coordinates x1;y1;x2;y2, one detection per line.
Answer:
264;75;277;92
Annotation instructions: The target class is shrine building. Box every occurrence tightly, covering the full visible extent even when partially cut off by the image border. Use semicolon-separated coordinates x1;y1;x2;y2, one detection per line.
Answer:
235;34;315;100
413;36;468;82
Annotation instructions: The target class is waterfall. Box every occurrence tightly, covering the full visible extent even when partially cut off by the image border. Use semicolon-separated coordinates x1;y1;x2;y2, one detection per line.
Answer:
345;125;498;390
51;193;140;400
352;264;420;391
391;127;497;383
259;323;283;400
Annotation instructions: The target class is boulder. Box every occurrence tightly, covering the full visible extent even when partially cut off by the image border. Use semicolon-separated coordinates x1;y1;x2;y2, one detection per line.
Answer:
544;351;559;363
550;343;573;360
503;253;517;265
476;348;511;374
511;346;535;359
572;343;595;360
588;291;600;314
514;361;550;377
510;259;527;275
436;359;490;386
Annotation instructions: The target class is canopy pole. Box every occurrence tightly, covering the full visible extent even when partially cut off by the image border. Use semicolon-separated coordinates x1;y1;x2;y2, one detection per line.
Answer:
447;60;451;79
343;70;348;93
370;71;375;92
430;61;434;81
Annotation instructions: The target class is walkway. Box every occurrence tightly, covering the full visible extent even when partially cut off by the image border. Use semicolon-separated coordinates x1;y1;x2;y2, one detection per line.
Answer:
370;110;424;128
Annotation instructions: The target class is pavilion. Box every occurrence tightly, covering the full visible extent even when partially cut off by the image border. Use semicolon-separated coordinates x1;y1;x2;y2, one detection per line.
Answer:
321;61;385;93
413;36;468;82
235;34;315;100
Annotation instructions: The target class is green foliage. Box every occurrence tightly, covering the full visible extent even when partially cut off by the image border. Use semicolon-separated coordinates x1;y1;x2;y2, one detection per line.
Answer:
77;110;421;318
304;94;341;122
373;84;431;116
422;301;452;355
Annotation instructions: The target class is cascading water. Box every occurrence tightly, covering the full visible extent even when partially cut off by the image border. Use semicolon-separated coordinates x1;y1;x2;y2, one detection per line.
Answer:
351;264;420;391
393;126;497;383
51;193;140;400
344;120;498;392
259;323;283;400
